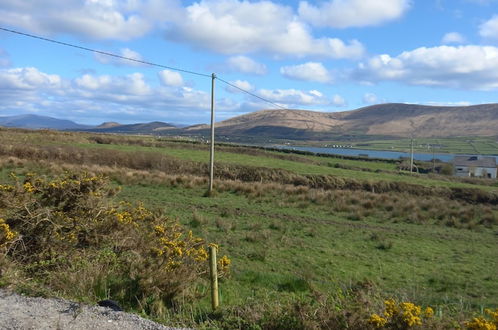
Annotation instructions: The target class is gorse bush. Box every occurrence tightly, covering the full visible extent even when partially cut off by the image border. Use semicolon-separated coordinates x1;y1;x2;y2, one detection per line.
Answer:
465;308;498;330
368;298;434;329
0;172;229;314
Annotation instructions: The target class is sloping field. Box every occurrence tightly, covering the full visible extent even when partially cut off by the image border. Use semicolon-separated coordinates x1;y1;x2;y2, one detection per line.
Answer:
0;128;497;328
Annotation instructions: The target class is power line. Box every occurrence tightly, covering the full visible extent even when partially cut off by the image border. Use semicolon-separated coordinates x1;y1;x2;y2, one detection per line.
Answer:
1;26;286;110
0;27;211;78
216;77;287;110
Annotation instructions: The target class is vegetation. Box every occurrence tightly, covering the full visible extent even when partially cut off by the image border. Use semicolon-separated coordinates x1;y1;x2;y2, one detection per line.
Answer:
0;127;497;329
308;136;498;156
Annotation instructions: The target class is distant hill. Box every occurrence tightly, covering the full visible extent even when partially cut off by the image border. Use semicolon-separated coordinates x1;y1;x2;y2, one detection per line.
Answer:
4;103;498;139
0;114;92;130
84;121;176;134
186;103;498;138
0;114;177;134
96;122;121;129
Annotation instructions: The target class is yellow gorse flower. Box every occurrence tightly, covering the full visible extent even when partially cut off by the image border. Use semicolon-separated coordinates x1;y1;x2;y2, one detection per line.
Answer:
0;218;17;248
23;182;35;193
369;314;388;328
465;317;497;330
465;309;498;330
369;298;432;329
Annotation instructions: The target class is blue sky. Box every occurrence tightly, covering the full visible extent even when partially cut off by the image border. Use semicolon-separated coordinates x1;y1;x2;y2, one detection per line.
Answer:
1;0;498;125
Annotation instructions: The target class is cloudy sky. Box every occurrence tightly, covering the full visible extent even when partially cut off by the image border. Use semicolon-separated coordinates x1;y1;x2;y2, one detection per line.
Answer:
1;0;498;125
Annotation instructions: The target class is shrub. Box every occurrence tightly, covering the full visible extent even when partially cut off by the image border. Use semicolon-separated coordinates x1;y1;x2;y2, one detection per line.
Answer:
0;172;229;313
464;308;498;330
368;298;434;329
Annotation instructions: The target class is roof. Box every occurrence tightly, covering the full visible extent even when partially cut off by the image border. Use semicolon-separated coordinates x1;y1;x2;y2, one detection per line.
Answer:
453;156;497;168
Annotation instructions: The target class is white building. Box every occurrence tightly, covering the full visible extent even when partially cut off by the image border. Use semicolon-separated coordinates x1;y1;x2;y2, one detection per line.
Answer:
453;156;497;179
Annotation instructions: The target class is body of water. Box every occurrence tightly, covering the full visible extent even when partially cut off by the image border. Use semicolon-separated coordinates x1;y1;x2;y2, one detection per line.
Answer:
275;145;498;163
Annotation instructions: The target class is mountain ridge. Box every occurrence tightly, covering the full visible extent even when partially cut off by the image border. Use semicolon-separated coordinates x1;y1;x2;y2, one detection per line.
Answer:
186;103;498;138
2;103;498;138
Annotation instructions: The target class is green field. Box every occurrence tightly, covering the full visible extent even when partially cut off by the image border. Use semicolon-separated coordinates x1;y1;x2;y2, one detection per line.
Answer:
309;136;498;155
1;128;497;329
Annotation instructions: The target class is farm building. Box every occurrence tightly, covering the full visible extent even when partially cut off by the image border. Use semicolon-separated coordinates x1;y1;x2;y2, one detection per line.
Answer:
453;156;497;179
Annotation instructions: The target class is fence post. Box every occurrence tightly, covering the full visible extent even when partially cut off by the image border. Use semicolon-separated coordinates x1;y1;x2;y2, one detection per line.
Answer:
209;245;219;311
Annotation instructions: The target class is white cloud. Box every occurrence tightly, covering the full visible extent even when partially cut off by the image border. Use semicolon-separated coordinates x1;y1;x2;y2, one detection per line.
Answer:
158;69;184;87
423;101;472;106
257;89;327;106
280;62;332;83
95;48;145;66
442;32;465;44
331;94;346;106
255;88;344;108
479;15;498;41
226;56;267;75
0;67;62;90
0;49;11;67
363;93;379;104
353;45;498;90
0;1;364;58
0;1;151;40
164;0;364;59
225;80;254;94
298;0;411;28
0;65;256;124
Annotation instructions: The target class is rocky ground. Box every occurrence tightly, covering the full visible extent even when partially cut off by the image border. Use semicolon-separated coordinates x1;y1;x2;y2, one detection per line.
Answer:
0;289;187;330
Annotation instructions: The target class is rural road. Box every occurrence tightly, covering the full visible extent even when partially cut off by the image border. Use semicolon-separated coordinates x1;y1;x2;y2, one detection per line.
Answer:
0;289;187;330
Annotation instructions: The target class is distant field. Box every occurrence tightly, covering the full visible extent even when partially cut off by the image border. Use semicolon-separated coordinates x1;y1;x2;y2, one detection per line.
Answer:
1;128;497;328
333;136;498;155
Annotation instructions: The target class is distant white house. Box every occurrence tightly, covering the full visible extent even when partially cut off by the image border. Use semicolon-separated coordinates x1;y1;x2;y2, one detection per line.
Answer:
453;156;497;179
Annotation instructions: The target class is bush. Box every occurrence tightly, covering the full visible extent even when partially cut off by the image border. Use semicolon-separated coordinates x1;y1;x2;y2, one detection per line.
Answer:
0;172;229;313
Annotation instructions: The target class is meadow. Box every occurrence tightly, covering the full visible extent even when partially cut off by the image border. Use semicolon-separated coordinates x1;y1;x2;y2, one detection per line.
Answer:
0;127;497;329
333;136;498;155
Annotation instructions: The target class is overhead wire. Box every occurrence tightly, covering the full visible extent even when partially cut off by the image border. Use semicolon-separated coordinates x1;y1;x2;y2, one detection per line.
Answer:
0;27;211;78
216;77;287;110
0;26;287;110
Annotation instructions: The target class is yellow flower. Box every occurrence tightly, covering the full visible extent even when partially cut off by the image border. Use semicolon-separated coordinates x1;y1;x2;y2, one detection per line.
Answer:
485;309;498;324
369;314;388;328
465;317;497;330
424;307;434;318
384;298;398;318
0;218;17;247
23;182;35;193
154;225;166;235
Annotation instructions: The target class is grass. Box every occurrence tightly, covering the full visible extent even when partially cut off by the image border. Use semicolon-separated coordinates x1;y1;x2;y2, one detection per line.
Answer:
1;128;497;328
117;183;498;309
68;142;498;192
344;136;498;155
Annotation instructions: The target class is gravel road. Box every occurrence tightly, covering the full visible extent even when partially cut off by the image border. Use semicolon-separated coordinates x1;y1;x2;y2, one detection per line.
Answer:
0;289;187;330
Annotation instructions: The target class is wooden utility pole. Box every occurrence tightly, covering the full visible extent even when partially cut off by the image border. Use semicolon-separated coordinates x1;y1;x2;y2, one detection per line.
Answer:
432;145;436;173
208;73;216;194
410;138;414;174
209;245;219;311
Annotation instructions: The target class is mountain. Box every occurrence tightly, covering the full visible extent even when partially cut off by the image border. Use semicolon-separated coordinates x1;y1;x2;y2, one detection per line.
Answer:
97;122;121;129
3;103;498;138
186;103;498;138
84;121;176;134
0;114;92;130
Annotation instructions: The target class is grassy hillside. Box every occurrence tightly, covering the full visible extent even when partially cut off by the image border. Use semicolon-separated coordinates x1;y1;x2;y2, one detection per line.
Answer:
0;128;497;329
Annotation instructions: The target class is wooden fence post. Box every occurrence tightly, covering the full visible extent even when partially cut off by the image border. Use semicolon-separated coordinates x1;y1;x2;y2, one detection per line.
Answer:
209;245;219;311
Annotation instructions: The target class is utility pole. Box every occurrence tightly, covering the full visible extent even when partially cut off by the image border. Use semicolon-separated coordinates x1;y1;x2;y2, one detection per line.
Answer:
410;138;414;174
208;73;216;194
432;144;436;173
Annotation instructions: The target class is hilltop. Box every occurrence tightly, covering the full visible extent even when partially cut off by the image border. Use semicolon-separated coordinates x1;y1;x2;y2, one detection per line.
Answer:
186;103;498;138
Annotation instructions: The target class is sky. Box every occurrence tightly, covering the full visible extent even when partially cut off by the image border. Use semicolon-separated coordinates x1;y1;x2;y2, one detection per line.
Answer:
1;0;498;126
